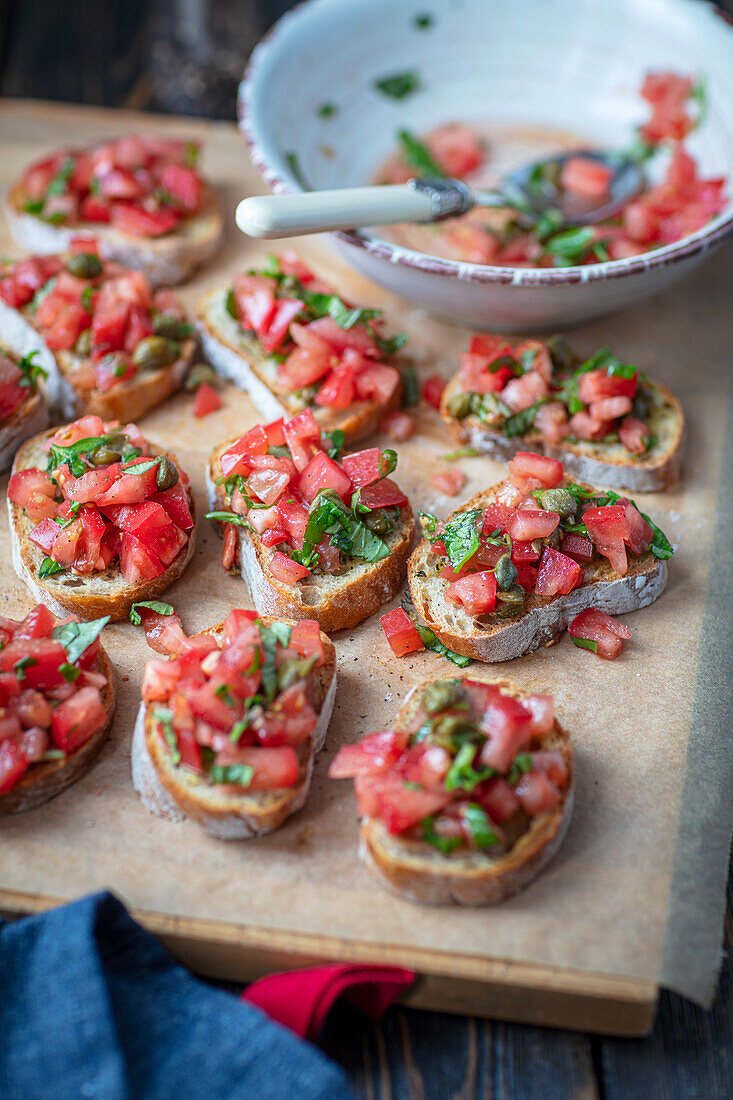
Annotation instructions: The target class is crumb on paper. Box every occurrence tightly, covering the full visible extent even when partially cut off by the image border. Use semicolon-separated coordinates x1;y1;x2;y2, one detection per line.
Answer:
296;825;314;847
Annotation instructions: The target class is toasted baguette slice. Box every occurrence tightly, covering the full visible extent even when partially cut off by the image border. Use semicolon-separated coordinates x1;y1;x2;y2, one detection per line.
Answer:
358;677;573;906
206;441;415;633
197;286;402;443
0;386;49;473
408;483;667;663
0;297;196;423
9;430;196;622
440;375;683;492
0;644;116;815
5;182;223;288
132;621;337;838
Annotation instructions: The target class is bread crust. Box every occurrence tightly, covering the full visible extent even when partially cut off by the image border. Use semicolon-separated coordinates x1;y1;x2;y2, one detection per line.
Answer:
197;285;402;444
0;644;116;815
206;441;415;633
440;375;684;492
5;180;224;288
132;622;337;839
0;387;49;473
408;482;668;662
8;429;196;622
358;677;574;905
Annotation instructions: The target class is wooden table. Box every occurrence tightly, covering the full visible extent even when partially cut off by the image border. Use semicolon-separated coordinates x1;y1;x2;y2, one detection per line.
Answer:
1;3;732;1095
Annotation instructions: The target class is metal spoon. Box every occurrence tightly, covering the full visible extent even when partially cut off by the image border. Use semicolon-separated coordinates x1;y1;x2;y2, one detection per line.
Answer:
235;149;646;240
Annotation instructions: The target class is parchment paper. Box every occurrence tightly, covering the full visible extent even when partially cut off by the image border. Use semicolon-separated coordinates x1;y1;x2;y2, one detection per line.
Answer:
0;102;730;1009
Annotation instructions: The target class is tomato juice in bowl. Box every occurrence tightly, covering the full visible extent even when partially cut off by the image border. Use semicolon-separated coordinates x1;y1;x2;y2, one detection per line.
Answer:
239;0;733;331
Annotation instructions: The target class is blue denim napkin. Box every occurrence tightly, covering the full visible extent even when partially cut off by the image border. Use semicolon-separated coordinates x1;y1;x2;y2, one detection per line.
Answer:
0;891;353;1100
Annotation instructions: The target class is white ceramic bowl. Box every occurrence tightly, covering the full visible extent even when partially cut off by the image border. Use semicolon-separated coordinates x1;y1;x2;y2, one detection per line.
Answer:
239;0;733;332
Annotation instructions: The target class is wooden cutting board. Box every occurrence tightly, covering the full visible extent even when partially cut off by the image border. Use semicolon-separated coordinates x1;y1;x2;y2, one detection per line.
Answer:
1;100;731;1038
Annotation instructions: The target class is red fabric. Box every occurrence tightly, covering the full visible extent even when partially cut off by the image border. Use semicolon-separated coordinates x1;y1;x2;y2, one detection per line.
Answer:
242;965;415;1039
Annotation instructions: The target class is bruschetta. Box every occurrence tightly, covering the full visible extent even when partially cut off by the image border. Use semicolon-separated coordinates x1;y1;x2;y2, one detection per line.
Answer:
330;676;573;905
5;135;223;287
0;243;196;423
440;333;683;491
206;410;415;633
0;345;50;472
197;252;406;443
0;605;115;814
8;415;196;621
408;451;672;663
132;607;336;839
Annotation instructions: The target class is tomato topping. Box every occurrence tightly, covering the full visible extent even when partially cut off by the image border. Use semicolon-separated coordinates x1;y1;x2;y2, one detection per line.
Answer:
508;452;563;489
447;571;497;615
569;607;631;660
583;505;630;574
379;608;424;657
430;469;466;496
330;729;407;778
193;382;222;418
120;534;165;583
110;203;180;238
422;374;447;410
560;533;595;563
534;548;583;596
506;508;559;542
0;740;29;796
269;551;309;585
619;416;650;455
298;452;352;505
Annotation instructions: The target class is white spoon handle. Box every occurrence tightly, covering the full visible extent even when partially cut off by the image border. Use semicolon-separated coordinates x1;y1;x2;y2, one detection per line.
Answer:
235;184;436;239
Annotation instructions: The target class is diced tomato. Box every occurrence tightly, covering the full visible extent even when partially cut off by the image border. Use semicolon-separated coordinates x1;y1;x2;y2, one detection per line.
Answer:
358;478;408;509
622;500;653;555
298;452;351;505
560;533;595;563
119;534;165;583
110;203;180;238
51;685;106;753
577;369;637;403
354;363;399;406
8;468;58;522
0;739;29;796
247;464;291;508
315;364;356;409
619;416;650;455
381;410;415;441
268;551;309;584
356;771;451;833
531;750;567;786
307;316;379;358
583;505;630;574
427;124;484;177
430;468;466;496
480;778;520;824
81;194;112;222
289;620;326;666
260;298;303;354
99;167;146;201
458;351;512;395
589;395;633;422
282;409;323;473
29;518;60;554
95;353;136;392
226;746;300;790
278;343;333;391
193;382;222;418
482;503;510;534
276;498;309;548
568;410;610;442
515;564;538;591
506;509;559;542
43;300;90;351
234;273;278;337
150;484;194;530
514;770;561;815
94;460;161;507
379;608;424;657
329;729;406;778
508;452;563;489
569;607;631;660
501;371;549;413
159;164;203;214
220;425;269;478
341;447;383;488
447;571;497;615
14;604;57;642
534;548;583;596
91;301;129;357
561;157;612;202
478;694;532;773
524;694;555;735
422;374;447;410
123;305;154;353
222;524;238;570
508;540;538;564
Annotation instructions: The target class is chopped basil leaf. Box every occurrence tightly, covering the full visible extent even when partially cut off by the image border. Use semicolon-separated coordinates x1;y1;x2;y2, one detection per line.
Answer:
46;156;75;196
17;350;47;388
327;298;381;331
215;684;236;707
269;621;292;648
258;624;286;703
52;616;110;667
397;128;444;178
376;331;408;355
441;508;482;571
209;763;254;787
414;620;472;668
301;490;390;568
323;428;345;459
418;509;438;536
225;287;238;319
24;199;44;215
130;600;175;626
640;511;674;560
518;347;538;373
29;278;57;313
445;742;495;792
374;71;420;100
39;557;65;579
153;706;180;764
691;77;708;129
185;142;199;168
543;226;595;264
205;510;252;529
126;457;162;477
229;718;250;744
462;803;499;849
80;285;94;312
507;752;533;786
421;815;461;853
502;401;544;438
59;662;81;683
46;434;114;476
41;749;66;762
570;636;598;653
441;447;479;461
14;656;37;682
401;365;420;407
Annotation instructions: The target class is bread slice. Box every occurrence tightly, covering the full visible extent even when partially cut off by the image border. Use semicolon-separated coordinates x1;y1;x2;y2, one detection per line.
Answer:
197;285;402;443
408;483;668;662
206;441;415;633
5;181;224;288
358;677;574;905
9;430;196;622
131;621;337;838
0;386;49;473
0;297;195;423
0;644;116;815
440;375;684;492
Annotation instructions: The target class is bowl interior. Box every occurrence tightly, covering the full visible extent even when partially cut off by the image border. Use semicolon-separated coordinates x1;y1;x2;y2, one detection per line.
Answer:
242;0;733;264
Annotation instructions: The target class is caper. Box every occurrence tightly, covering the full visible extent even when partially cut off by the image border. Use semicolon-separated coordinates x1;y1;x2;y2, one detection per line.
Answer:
472;392;504;424
310;487;347;515
268;445;291;460
632;385;652;422
88;445;122;467
132;336;179;372
294;384;318;407
153;313;192;340
546;334;579;373
364;509;389;536
539;488;577;516
447;391;473;420
494;584;525;619
494;553;518;592
421;679;461;716
431;713;475;747
65;251;102;279
155;457;180;492
277;654;317;691
75;328;92;356
184;363;216;391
